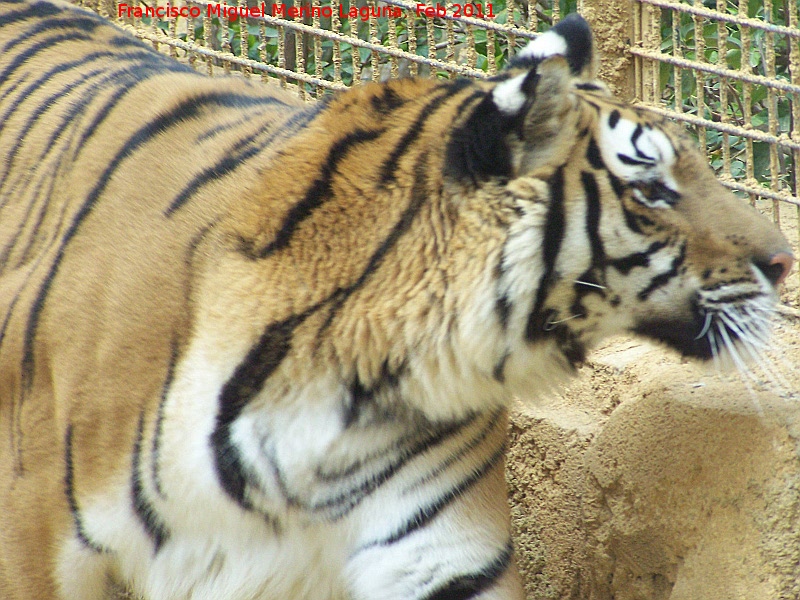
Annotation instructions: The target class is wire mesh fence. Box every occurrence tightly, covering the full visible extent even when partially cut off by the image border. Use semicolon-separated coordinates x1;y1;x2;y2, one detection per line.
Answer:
633;0;800;300
73;0;800;298
81;0;558;95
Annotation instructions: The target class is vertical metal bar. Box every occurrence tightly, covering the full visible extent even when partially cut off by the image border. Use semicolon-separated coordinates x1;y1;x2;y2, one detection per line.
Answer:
169;0;179;58
487;28;496;75
369;0;379;81
187;0;198;70
528;0;536;30
350;1;362;85
790;0;800;297
507;0;516;60
717;0;730;179
221;4;231;74
446;1;455;78
672;4;683;113
313;0;323;94
466;20;476;70
693;0;707;152
426;6;435;77
259;16;268;82
278;23;287;87
738;0;756;206
407;8;418;77
239;0;251;76
764;0;781;227
389;9;399;79
203;2;213;74
331;0;343;84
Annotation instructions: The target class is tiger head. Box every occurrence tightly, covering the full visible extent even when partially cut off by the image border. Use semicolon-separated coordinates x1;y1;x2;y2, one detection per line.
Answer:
443;15;793;389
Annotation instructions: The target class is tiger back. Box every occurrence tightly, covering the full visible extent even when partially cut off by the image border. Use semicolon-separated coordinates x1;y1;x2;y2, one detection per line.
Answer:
0;2;793;599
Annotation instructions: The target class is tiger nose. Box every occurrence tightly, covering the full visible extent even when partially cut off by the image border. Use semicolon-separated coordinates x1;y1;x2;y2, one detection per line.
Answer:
760;251;794;286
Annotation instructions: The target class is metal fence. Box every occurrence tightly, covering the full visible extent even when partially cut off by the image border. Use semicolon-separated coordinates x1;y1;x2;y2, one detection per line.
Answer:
74;0;800;298
632;0;799;301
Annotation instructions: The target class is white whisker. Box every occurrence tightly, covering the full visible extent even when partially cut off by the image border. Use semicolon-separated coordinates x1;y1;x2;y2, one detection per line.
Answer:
695;312;713;340
707;325;721;373
543;313;582;330
716;321;757;382
725;326;788;392
573;280;606;290
715;321;765;416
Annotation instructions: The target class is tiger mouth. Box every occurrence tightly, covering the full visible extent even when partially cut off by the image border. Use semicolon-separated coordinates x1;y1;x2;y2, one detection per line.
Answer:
633;286;775;361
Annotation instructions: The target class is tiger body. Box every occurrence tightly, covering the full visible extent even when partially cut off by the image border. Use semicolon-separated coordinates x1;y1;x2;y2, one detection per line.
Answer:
0;1;793;599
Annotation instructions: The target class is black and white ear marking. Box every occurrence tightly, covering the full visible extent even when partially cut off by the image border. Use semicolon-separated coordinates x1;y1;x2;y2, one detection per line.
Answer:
492;72;536;116
514;13;593;75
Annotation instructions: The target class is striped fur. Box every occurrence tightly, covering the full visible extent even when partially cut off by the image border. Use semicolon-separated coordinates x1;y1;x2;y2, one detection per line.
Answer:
0;3;792;599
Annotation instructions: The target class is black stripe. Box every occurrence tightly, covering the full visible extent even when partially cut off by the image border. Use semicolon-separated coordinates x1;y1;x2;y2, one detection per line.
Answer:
379;80;471;185
166;106;321;216
582;172;605;264
151;337;179;499
571;171;606;316
494;244;511;330
608;240;667;275
585;136;604;170
637;242;686;300
414;410;503;486
621;204;644;235
211;311;310;508
0;55;109;147
132;412;170;552
33;53;194;167
367;443;506;547
444;90;517;182
319;412;480;482
246;127;384;258
630;122;643;149
617;153;654;166
301;415;486;520
0;2;62;30
608;172;626;198
608;109;621;129
524;167;566;341
20;92;267;396
37;38;201;156
492;353;508;382
317;150;432;334
194;110;273;143
370;85;406;115
0;33;93;94
0;65;109;186
0;72;30;118
343;359;405;428
495;292;511;329
2;148;71;274
64;425;106;553
422;541;514;600
2;14;102;53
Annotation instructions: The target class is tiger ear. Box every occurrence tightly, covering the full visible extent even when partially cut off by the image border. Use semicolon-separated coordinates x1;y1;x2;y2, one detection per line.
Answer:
444;15;595;181
490;13;595;118
514;13;595;78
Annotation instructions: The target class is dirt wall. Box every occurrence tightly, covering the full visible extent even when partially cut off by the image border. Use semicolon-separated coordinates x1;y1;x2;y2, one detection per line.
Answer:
507;316;800;599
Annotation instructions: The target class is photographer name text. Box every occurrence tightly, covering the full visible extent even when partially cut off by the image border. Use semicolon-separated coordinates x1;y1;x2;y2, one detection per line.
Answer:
118;2;496;21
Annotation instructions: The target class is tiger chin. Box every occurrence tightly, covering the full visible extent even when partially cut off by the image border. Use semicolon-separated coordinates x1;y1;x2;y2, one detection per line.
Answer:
0;1;793;599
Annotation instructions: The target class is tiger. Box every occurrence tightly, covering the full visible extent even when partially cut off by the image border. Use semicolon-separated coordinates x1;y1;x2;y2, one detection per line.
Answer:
0;0;794;598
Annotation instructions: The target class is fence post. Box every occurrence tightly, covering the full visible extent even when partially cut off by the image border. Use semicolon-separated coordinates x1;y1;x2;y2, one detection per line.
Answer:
579;0;637;103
